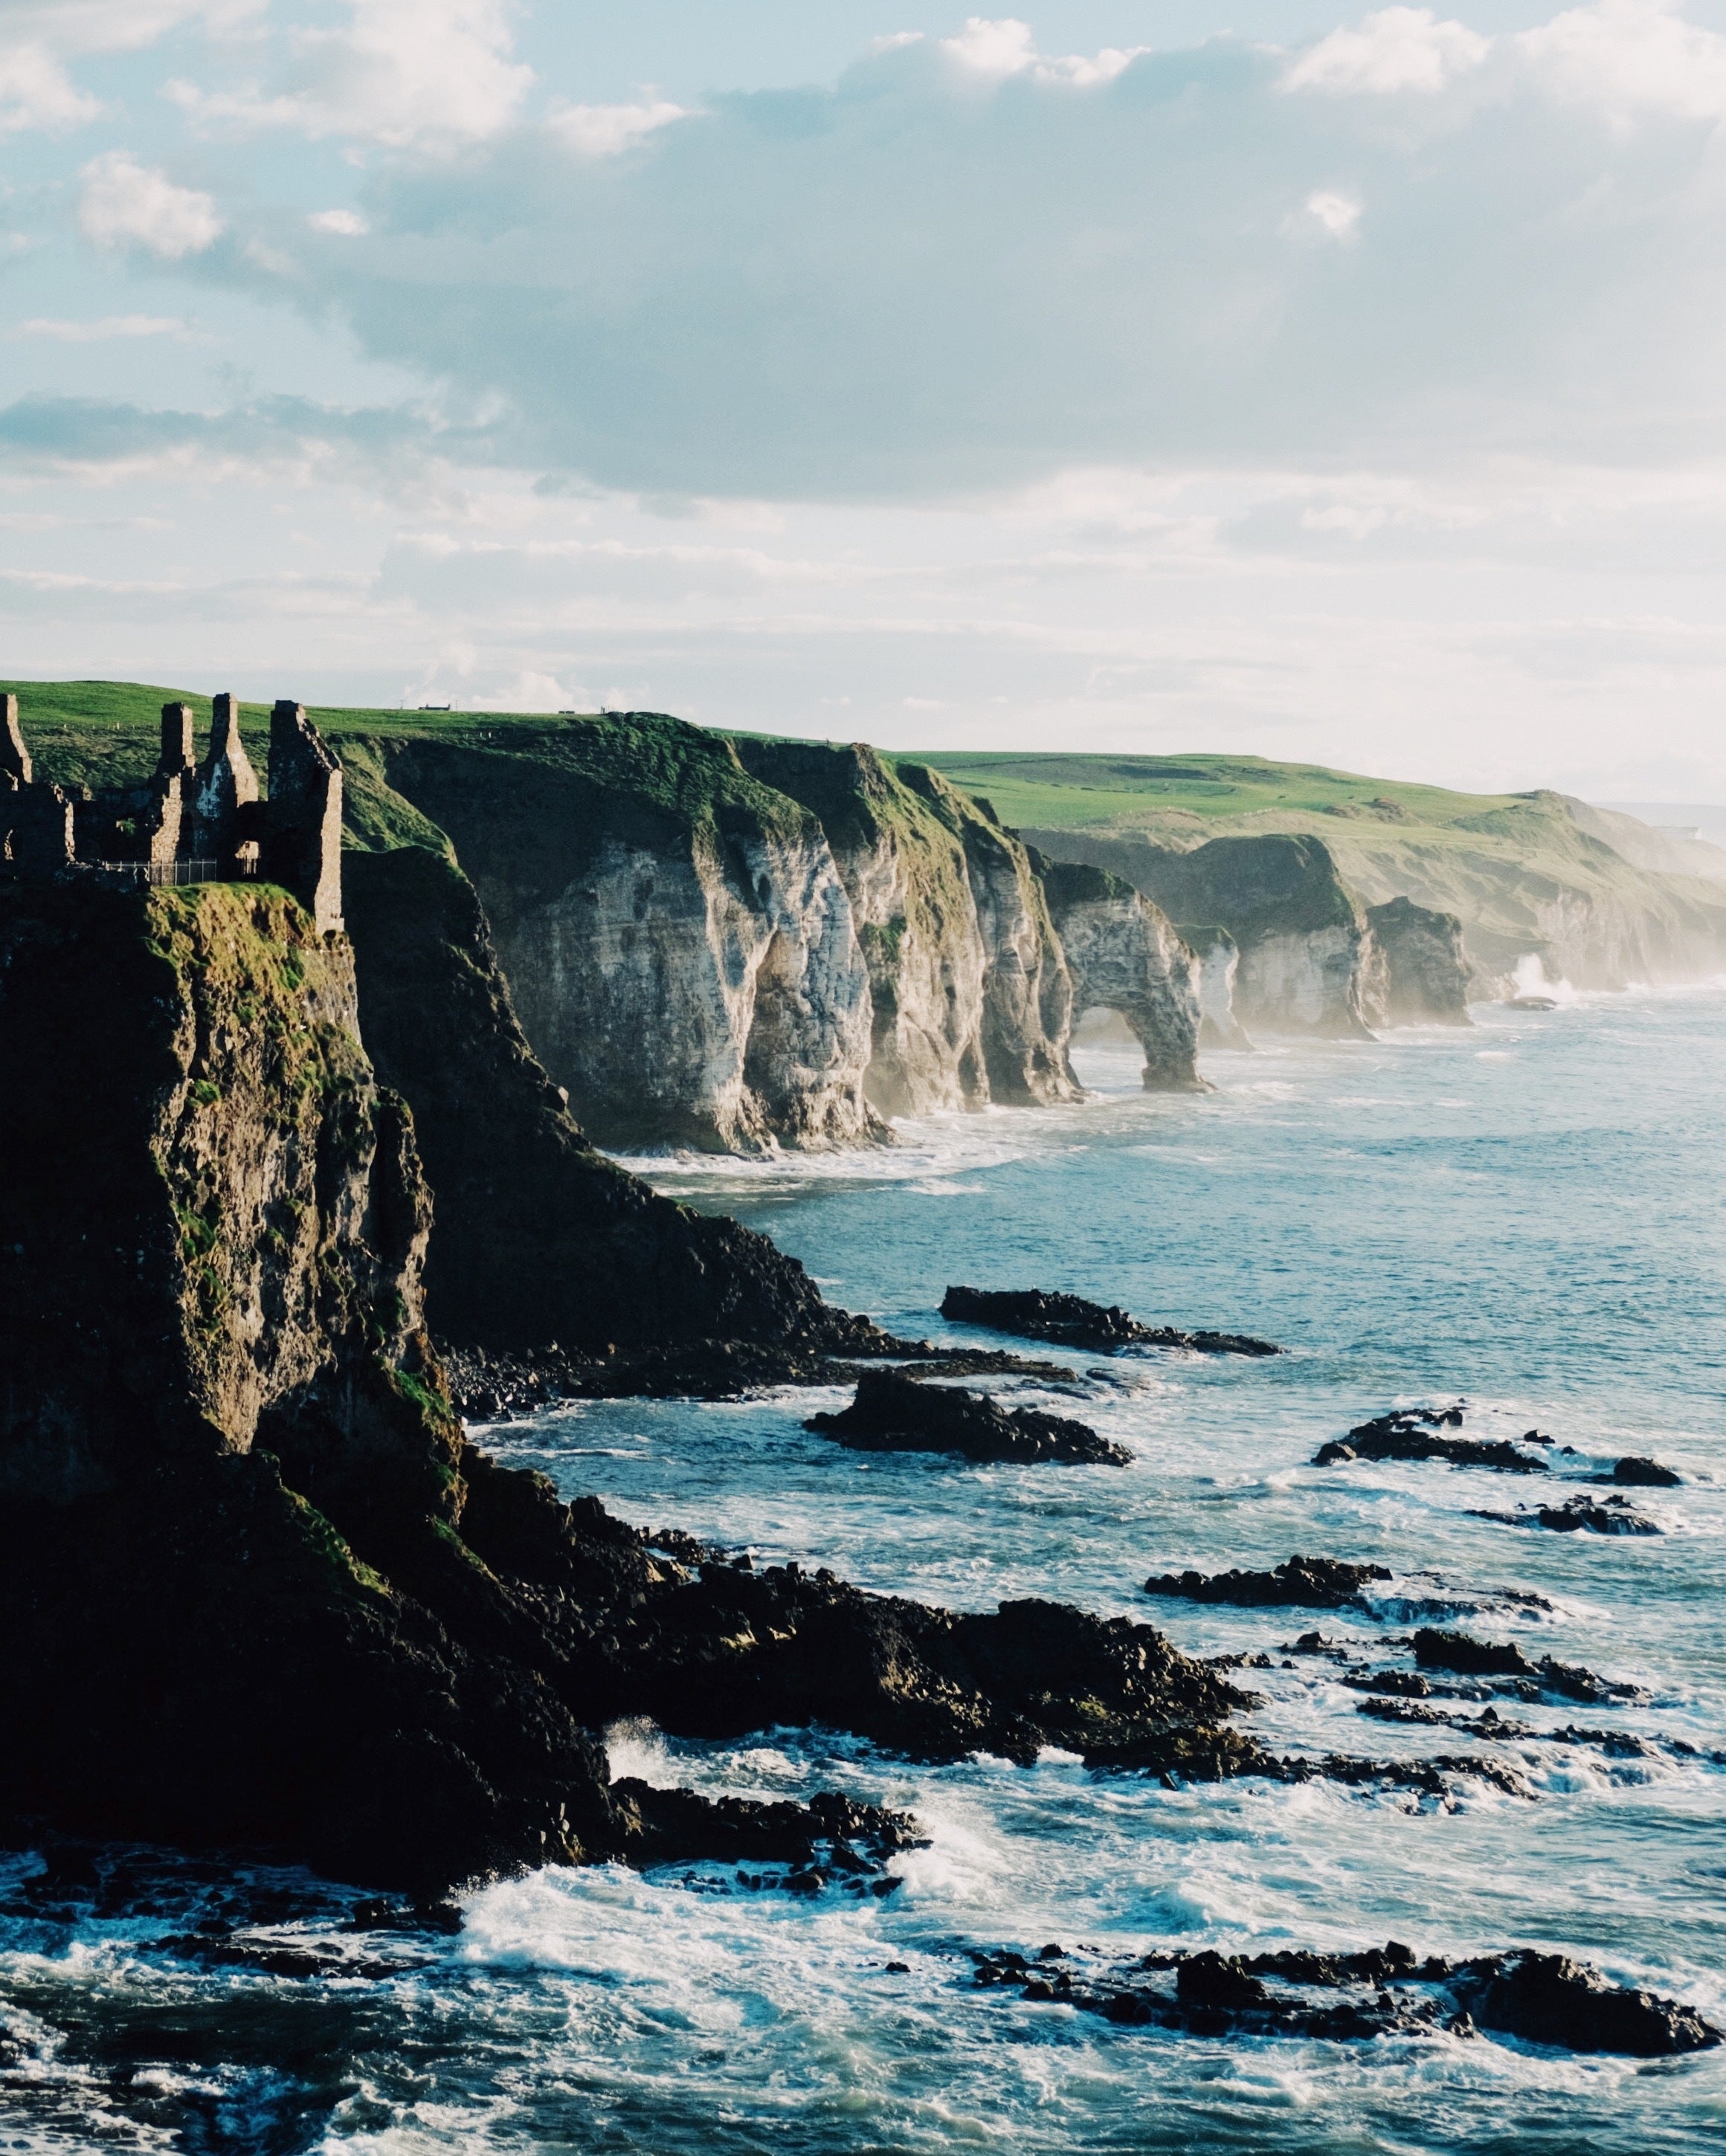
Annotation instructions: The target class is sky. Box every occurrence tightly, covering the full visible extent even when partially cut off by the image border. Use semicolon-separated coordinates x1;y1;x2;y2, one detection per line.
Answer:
4;3;1726;797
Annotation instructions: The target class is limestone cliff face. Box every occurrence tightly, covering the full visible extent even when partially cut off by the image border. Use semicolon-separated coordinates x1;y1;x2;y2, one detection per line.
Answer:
1362;897;1472;1026
1037;859;1205;1090
733;740;989;1117
355;719;878;1154
1030;832;1374;1039
736;741;1080;1116
1176;924;1252;1050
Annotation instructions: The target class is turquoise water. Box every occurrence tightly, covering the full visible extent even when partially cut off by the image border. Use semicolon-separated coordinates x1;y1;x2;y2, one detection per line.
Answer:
4;990;1725;2151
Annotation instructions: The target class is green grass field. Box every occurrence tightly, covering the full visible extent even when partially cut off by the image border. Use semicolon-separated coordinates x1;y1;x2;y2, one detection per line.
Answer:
898;749;1524;838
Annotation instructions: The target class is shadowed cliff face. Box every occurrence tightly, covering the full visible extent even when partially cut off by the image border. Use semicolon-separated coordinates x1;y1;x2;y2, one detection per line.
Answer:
0;880;627;1885
341;845;884;1359
0;878;1262;1891
0;882;437;1503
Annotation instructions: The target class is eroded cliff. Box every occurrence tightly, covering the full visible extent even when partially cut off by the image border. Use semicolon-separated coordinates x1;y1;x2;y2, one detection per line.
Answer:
0;875;1264;1890
1037;833;1374;1038
1037;858;1205;1090
349;717;878;1154
733;739;1083;1115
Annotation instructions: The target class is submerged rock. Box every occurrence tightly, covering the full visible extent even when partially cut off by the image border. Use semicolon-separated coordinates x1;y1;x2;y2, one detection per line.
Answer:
1142;1555;1391;1610
1316;1408;1549;1474
941;1285;1280;1358
806;1368;1130;1465
971;1940;1719;2056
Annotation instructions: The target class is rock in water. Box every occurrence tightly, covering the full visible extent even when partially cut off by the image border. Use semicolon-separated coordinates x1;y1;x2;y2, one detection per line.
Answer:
808;1369;1130;1465
941;1285;1280;1357
1606;1455;1683;1486
1143;1556;1392;1609
1472;1494;1662;1535
1451;1952;1720;2056
970;1939;1719;2056
1316;1408;1549;1473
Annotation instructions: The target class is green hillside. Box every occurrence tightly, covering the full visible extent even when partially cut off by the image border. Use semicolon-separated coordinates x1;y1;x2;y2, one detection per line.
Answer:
904;749;1523;839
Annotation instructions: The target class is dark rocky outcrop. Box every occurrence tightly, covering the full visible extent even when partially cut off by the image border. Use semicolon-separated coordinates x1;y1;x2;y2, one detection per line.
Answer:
1472;1494;1663;1535
1361;896;1472;1026
1316;1408;1549;1474
0;877;1281;1887
941;1285;1281;1358
1602;1455;1683;1487
972;1941;1718;2056
806;1369;1130;1465
1143;1556;1391;1610
1408;1630;1640;1702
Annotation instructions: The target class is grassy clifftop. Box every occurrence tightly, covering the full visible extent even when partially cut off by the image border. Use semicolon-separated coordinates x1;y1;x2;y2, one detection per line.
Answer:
903;749;1526;841
1;684;812;859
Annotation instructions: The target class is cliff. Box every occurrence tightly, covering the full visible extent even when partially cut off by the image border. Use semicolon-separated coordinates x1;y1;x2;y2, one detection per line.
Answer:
1361;896;1472;1026
341;844;885;1360
732;739;1083;1114
1037;858;1205;1089
925;747;1726;998
1176;924;1252;1050
347;714;879;1154
0;877;1260;1888
1037;832;1374;1038
0;879;619;1883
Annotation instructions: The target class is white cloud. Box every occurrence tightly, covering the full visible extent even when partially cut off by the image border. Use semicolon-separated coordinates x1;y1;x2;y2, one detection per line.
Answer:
77;152;222;258
167;0;531;147
308;207;368;235
0;1;258;57
0;43;99;132
16;314;204;340
1286;7;1491;95
1304;190;1364;239
1517;0;1726;123
941;16;1144;89
547;98;687;161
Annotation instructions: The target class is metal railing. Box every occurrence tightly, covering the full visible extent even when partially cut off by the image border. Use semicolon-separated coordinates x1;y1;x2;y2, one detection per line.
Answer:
88;856;260;888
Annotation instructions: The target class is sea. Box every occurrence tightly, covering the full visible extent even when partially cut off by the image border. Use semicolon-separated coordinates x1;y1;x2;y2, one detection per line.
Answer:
4;985;1725;2153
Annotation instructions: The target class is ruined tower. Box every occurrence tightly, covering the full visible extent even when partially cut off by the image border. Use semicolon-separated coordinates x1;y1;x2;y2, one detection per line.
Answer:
1;694;31;789
263;702;344;935
193;693;260;870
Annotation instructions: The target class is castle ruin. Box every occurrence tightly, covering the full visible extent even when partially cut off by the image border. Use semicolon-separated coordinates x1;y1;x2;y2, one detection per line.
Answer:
0;694;344;935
